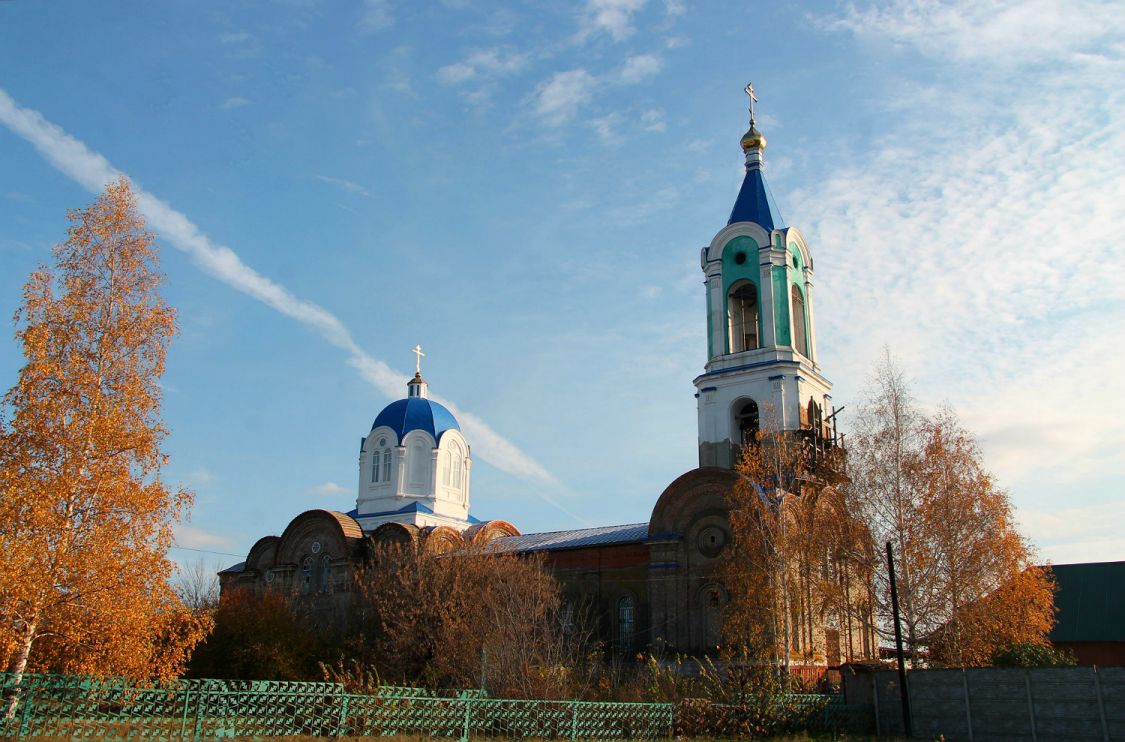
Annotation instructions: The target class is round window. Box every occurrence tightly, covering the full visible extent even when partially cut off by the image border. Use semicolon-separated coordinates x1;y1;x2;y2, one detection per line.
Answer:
311;540;322;554
734;251;747;265
379;437;387;447
696;526;728;558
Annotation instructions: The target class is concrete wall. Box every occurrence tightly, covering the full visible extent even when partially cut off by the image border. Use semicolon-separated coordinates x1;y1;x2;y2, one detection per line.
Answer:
867;666;1124;741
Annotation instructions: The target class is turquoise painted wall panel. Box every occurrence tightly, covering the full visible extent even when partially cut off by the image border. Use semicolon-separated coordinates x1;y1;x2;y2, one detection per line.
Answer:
772;265;790;346
721;236;762;354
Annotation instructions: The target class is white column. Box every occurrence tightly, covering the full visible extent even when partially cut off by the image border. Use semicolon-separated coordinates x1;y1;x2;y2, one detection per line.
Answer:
707;272;724;358
429;448;440;496
759;259;776;347
394;447;406;497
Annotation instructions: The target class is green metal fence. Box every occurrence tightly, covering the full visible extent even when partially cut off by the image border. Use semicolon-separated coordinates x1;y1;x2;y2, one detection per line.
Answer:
0;673;868;740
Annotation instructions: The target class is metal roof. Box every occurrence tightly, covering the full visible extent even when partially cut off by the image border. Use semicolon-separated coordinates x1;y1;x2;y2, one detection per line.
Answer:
727;167;784;230
1047;561;1125;643
371;397;460;443
490;522;649;553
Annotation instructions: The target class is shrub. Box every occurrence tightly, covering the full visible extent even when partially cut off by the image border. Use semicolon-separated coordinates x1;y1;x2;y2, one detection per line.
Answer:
991;642;1077;668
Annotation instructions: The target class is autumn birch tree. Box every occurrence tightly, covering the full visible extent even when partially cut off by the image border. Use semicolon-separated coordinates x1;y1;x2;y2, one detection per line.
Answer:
847;351;1054;666
725;429;874;671
0;179;207;687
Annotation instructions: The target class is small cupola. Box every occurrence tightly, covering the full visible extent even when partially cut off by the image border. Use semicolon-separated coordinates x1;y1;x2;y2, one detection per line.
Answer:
408;344;428;398
407;372;428;398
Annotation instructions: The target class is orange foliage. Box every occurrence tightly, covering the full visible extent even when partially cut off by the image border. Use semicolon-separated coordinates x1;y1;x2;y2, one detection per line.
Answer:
0;179;206;682
724;429;875;669
848;352;1056;666
349;542;586;698
913;411;1056;666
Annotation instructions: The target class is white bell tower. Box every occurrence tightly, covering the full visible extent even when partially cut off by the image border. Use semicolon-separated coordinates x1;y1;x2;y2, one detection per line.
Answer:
694;85;833;469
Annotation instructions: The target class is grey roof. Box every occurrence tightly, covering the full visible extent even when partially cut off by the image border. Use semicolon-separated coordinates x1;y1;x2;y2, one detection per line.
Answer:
491;522;649;553
219;561;246;574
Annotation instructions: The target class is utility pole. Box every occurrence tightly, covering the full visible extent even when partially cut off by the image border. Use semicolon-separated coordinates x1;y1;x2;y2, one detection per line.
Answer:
887;542;912;736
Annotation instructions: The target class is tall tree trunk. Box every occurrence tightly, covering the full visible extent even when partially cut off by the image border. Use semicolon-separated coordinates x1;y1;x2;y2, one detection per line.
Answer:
4;619;37;720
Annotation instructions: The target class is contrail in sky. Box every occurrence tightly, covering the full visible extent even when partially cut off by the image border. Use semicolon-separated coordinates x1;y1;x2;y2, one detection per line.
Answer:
0;88;561;490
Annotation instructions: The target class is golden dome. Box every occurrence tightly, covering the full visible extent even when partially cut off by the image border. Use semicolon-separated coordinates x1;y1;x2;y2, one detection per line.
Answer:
740;122;766;151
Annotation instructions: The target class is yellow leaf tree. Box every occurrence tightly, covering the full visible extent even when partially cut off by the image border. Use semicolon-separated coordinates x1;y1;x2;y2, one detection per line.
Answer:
723;426;875;674
847;351;1055;666
0;179;207;688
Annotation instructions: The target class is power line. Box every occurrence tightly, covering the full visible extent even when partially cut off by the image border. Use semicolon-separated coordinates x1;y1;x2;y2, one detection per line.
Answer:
170;544;243;558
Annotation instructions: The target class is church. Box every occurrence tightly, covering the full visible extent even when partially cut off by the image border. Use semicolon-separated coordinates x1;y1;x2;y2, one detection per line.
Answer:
220;90;873;665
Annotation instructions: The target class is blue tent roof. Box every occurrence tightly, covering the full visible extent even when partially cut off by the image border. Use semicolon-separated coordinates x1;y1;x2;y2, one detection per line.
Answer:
371;397;460;443
346;502;480;524
728;167;784;230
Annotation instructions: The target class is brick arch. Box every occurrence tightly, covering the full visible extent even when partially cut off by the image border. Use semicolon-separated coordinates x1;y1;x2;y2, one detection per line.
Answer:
368;521;420;549
649;467;738;538
420;525;466;554
275;509;364;567
648;467;738;654
463;519;521;546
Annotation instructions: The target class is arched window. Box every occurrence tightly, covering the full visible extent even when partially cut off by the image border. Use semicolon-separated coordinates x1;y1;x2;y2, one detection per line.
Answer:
791;285;808;357
443;451;452;486
703;585;726;649
450;443;463;489
371;437;389;484
301;556;314;594
727;281;759;353
737;400;760;447
319;555;333;593
408;440;430;486
617;595;635;651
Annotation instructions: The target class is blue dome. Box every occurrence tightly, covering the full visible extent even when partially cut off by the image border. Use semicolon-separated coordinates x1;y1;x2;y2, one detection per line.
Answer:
371;397;460;443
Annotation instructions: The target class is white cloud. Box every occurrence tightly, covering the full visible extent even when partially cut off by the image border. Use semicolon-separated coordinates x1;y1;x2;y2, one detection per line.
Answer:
640;108;666;132
531;69;596;125
309;482;349;496
358;0;395;32
1018;501;1125;564
220;96;251;109
619;53;663;83
581;0;648;42
437;48;528;109
823;0;1125;66
0;88;557;487
219;31;253;45
803;0;1125;554
436;62;476;85
174;524;234;551
591;113;622;144
315;175;370;197
464;48;527;75
217;31;262;59
188;466;217;486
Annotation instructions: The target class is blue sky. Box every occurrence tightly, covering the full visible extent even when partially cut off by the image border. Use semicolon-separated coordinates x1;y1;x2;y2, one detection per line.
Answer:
2;0;1123;571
